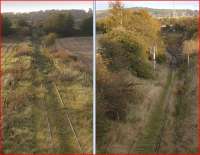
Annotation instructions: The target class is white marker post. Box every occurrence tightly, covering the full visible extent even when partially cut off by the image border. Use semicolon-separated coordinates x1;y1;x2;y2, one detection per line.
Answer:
153;45;156;71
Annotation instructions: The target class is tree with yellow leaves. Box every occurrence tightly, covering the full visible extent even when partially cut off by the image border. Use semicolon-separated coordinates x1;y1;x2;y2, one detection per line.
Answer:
183;39;198;66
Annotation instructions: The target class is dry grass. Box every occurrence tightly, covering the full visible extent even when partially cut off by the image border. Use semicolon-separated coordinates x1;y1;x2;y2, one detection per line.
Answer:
52;50;78;62
15;43;32;57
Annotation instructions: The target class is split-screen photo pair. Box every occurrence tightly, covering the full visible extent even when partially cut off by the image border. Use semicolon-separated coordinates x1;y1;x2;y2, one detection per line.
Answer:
1;0;199;154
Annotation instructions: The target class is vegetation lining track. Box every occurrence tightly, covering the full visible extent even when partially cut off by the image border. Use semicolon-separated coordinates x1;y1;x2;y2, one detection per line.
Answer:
46;50;83;152
34;41;83;152
3;44;17;67
42;99;54;146
2;44;20;110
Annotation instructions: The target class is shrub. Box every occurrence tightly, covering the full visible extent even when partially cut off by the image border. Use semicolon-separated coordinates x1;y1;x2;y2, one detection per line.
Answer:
130;60;154;79
42;33;57;47
156;54;166;64
97;55;135;121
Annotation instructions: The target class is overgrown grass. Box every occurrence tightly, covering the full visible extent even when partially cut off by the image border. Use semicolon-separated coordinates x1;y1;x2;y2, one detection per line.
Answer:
173;55;198;153
133;70;174;153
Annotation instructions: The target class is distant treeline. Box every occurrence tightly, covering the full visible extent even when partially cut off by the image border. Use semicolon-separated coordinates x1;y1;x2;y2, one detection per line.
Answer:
3;9;93;38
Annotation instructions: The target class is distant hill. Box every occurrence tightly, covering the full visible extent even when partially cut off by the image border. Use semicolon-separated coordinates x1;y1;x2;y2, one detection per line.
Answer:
97;7;198;19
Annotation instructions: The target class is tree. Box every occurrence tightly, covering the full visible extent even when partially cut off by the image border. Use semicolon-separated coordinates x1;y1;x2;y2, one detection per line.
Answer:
80;16;93;36
183;39;198;66
108;0;124;26
16;18;29;27
14;17;31;36
3;16;12;36
98;1;165;78
99;27;153;78
43;13;75;37
98;2;161;44
97;1;164;64
63;13;74;35
98;1;125;32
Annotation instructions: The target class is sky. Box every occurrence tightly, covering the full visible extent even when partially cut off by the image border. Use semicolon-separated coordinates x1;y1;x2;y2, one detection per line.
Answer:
96;1;199;11
2;1;199;13
2;1;93;13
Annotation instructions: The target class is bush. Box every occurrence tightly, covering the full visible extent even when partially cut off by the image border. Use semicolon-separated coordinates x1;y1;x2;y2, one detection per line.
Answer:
42;33;57;47
97;55;135;121
99;27;153;79
156;54;166;64
130;60;154;79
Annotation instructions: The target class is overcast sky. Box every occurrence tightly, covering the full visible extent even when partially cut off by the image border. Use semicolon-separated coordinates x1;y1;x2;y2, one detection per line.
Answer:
2;1;199;13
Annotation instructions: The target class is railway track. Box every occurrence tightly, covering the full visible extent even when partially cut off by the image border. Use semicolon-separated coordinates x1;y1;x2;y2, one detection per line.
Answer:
154;71;175;153
51;53;84;152
31;43;84;153
124;69;175;154
3;36;90;153
127;49;179;154
42;99;54;146
53;82;83;153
